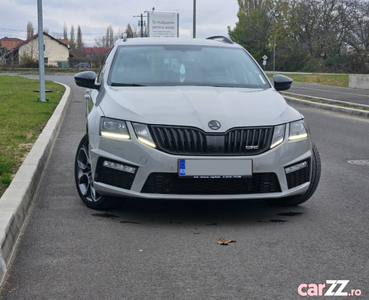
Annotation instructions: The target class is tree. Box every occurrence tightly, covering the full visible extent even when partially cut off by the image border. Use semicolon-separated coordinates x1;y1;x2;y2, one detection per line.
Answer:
95;36;106;48
344;0;369;70
125;23;134;38
0;41;7;65
63;22;68;40
27;21;34;39
228;0;274;65
77;25;84;54
229;0;369;73
106;25;114;47
70;25;76;50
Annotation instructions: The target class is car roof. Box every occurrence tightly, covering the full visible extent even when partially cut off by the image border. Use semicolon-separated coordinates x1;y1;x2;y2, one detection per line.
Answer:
114;37;241;48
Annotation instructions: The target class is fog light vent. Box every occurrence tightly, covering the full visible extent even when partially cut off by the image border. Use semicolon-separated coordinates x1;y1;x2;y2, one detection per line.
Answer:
285;160;310;189
285;161;308;174
96;158;136;190
103;160;137;174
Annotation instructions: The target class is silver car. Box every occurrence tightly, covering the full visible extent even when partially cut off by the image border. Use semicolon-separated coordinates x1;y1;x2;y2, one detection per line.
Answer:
74;36;321;210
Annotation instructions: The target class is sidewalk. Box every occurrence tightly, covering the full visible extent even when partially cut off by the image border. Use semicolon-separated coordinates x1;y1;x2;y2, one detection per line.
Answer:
0;83;70;283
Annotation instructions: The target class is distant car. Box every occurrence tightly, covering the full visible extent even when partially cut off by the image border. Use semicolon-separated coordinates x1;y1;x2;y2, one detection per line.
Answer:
73;62;90;69
74;35;321;210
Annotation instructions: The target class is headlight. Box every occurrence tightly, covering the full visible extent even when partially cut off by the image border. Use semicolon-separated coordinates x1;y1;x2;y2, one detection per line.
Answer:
132;123;156;148
289;120;308;141
270;124;286;149
100;117;130;139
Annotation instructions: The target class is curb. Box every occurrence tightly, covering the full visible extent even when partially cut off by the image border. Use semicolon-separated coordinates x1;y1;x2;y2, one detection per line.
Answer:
284;95;369;119
0;82;71;284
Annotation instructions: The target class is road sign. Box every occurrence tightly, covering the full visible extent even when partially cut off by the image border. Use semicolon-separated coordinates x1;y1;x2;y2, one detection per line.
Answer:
262;55;268;60
148;11;179;38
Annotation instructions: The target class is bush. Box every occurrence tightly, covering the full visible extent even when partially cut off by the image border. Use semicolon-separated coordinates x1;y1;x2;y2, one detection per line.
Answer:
19;57;39;68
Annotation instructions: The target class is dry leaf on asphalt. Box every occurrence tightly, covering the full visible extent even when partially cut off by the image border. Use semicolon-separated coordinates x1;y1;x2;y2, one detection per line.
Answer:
217;238;236;245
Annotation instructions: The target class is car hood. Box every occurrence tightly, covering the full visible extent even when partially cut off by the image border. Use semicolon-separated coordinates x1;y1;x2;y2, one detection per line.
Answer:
98;86;302;132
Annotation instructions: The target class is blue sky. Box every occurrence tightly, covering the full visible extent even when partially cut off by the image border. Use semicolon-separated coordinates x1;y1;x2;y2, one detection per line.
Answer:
0;0;239;45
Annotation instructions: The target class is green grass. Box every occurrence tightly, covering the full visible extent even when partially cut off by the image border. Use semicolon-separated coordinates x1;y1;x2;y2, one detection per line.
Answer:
0;76;65;197
267;73;349;88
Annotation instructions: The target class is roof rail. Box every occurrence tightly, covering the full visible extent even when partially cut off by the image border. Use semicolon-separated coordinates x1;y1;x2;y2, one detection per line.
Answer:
206;36;233;44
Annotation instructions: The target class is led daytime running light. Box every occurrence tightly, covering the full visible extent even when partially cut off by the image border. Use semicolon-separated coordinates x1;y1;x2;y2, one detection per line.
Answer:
101;132;130;139
289;133;308;141
270;138;284;149
138;137;156;148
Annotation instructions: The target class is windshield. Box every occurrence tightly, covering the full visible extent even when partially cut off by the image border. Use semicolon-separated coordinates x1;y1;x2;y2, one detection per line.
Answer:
108;45;270;88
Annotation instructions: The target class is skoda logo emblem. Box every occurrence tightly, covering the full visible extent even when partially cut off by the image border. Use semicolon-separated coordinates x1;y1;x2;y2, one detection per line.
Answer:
208;120;221;130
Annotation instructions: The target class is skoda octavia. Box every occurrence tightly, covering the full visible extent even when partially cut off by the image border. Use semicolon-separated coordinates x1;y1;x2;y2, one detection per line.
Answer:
74;35;321;210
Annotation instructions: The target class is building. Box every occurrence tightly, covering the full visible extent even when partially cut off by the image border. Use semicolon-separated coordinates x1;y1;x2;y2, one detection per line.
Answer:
1;32;69;67
83;47;110;67
0;37;23;51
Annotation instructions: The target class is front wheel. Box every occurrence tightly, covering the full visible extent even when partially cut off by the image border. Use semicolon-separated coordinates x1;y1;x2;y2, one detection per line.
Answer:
74;134;123;210
266;143;321;207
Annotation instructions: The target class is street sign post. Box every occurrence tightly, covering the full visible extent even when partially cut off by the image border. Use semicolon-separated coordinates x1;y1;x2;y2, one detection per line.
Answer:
262;55;268;70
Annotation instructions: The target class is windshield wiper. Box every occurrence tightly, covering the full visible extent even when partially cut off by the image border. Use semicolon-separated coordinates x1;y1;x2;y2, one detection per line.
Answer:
111;83;146;87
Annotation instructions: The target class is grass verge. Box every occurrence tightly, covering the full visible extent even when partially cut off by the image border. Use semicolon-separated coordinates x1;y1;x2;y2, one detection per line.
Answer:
267;73;349;88
0;75;65;197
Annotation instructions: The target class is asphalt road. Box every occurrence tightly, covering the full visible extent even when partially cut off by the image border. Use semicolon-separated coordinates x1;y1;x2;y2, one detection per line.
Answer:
0;76;368;299
289;82;369;106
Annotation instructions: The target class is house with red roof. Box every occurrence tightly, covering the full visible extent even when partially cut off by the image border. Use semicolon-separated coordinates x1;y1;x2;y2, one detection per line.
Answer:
1;32;69;67
0;37;24;51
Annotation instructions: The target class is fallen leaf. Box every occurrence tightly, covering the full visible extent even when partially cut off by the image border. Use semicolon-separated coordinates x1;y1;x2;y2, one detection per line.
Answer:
217;238;236;245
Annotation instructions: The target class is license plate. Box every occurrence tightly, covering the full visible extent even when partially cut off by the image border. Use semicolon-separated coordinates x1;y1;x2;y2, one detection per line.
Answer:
178;159;252;178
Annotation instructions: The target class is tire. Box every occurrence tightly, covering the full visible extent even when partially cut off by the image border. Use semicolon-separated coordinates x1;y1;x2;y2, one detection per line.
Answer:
74;134;123;210
266;143;321;207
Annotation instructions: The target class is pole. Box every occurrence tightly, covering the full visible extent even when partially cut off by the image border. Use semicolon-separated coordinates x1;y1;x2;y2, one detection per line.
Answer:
141;14;144;37
193;0;196;38
37;0;46;102
273;37;276;74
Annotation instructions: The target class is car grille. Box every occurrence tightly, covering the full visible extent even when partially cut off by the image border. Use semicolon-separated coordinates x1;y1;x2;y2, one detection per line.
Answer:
141;173;281;195
286;160;310;189
149;125;273;155
95;159;135;190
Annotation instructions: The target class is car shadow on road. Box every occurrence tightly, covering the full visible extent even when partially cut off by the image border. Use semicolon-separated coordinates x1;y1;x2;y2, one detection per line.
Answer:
90;198;310;227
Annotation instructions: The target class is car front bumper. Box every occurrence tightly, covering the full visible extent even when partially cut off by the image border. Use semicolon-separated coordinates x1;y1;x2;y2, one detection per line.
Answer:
89;131;312;200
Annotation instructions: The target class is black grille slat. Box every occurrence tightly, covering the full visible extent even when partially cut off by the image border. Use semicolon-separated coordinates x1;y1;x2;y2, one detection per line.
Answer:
150;125;273;156
169;128;179;152
142;173;281;195
239;130;245;152
246;130;251;148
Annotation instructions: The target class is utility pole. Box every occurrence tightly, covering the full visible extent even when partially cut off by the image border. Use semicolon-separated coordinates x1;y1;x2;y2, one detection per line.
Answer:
134;13;146;37
140;14;143;37
37;0;46;102
193;0;196;38
273;37;276;74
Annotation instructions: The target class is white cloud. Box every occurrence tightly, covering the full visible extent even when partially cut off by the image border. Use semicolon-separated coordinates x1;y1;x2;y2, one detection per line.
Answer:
0;0;239;45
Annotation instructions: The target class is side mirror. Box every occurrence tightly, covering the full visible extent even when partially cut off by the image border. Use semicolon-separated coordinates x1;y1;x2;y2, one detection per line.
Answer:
75;71;100;90
273;74;292;92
